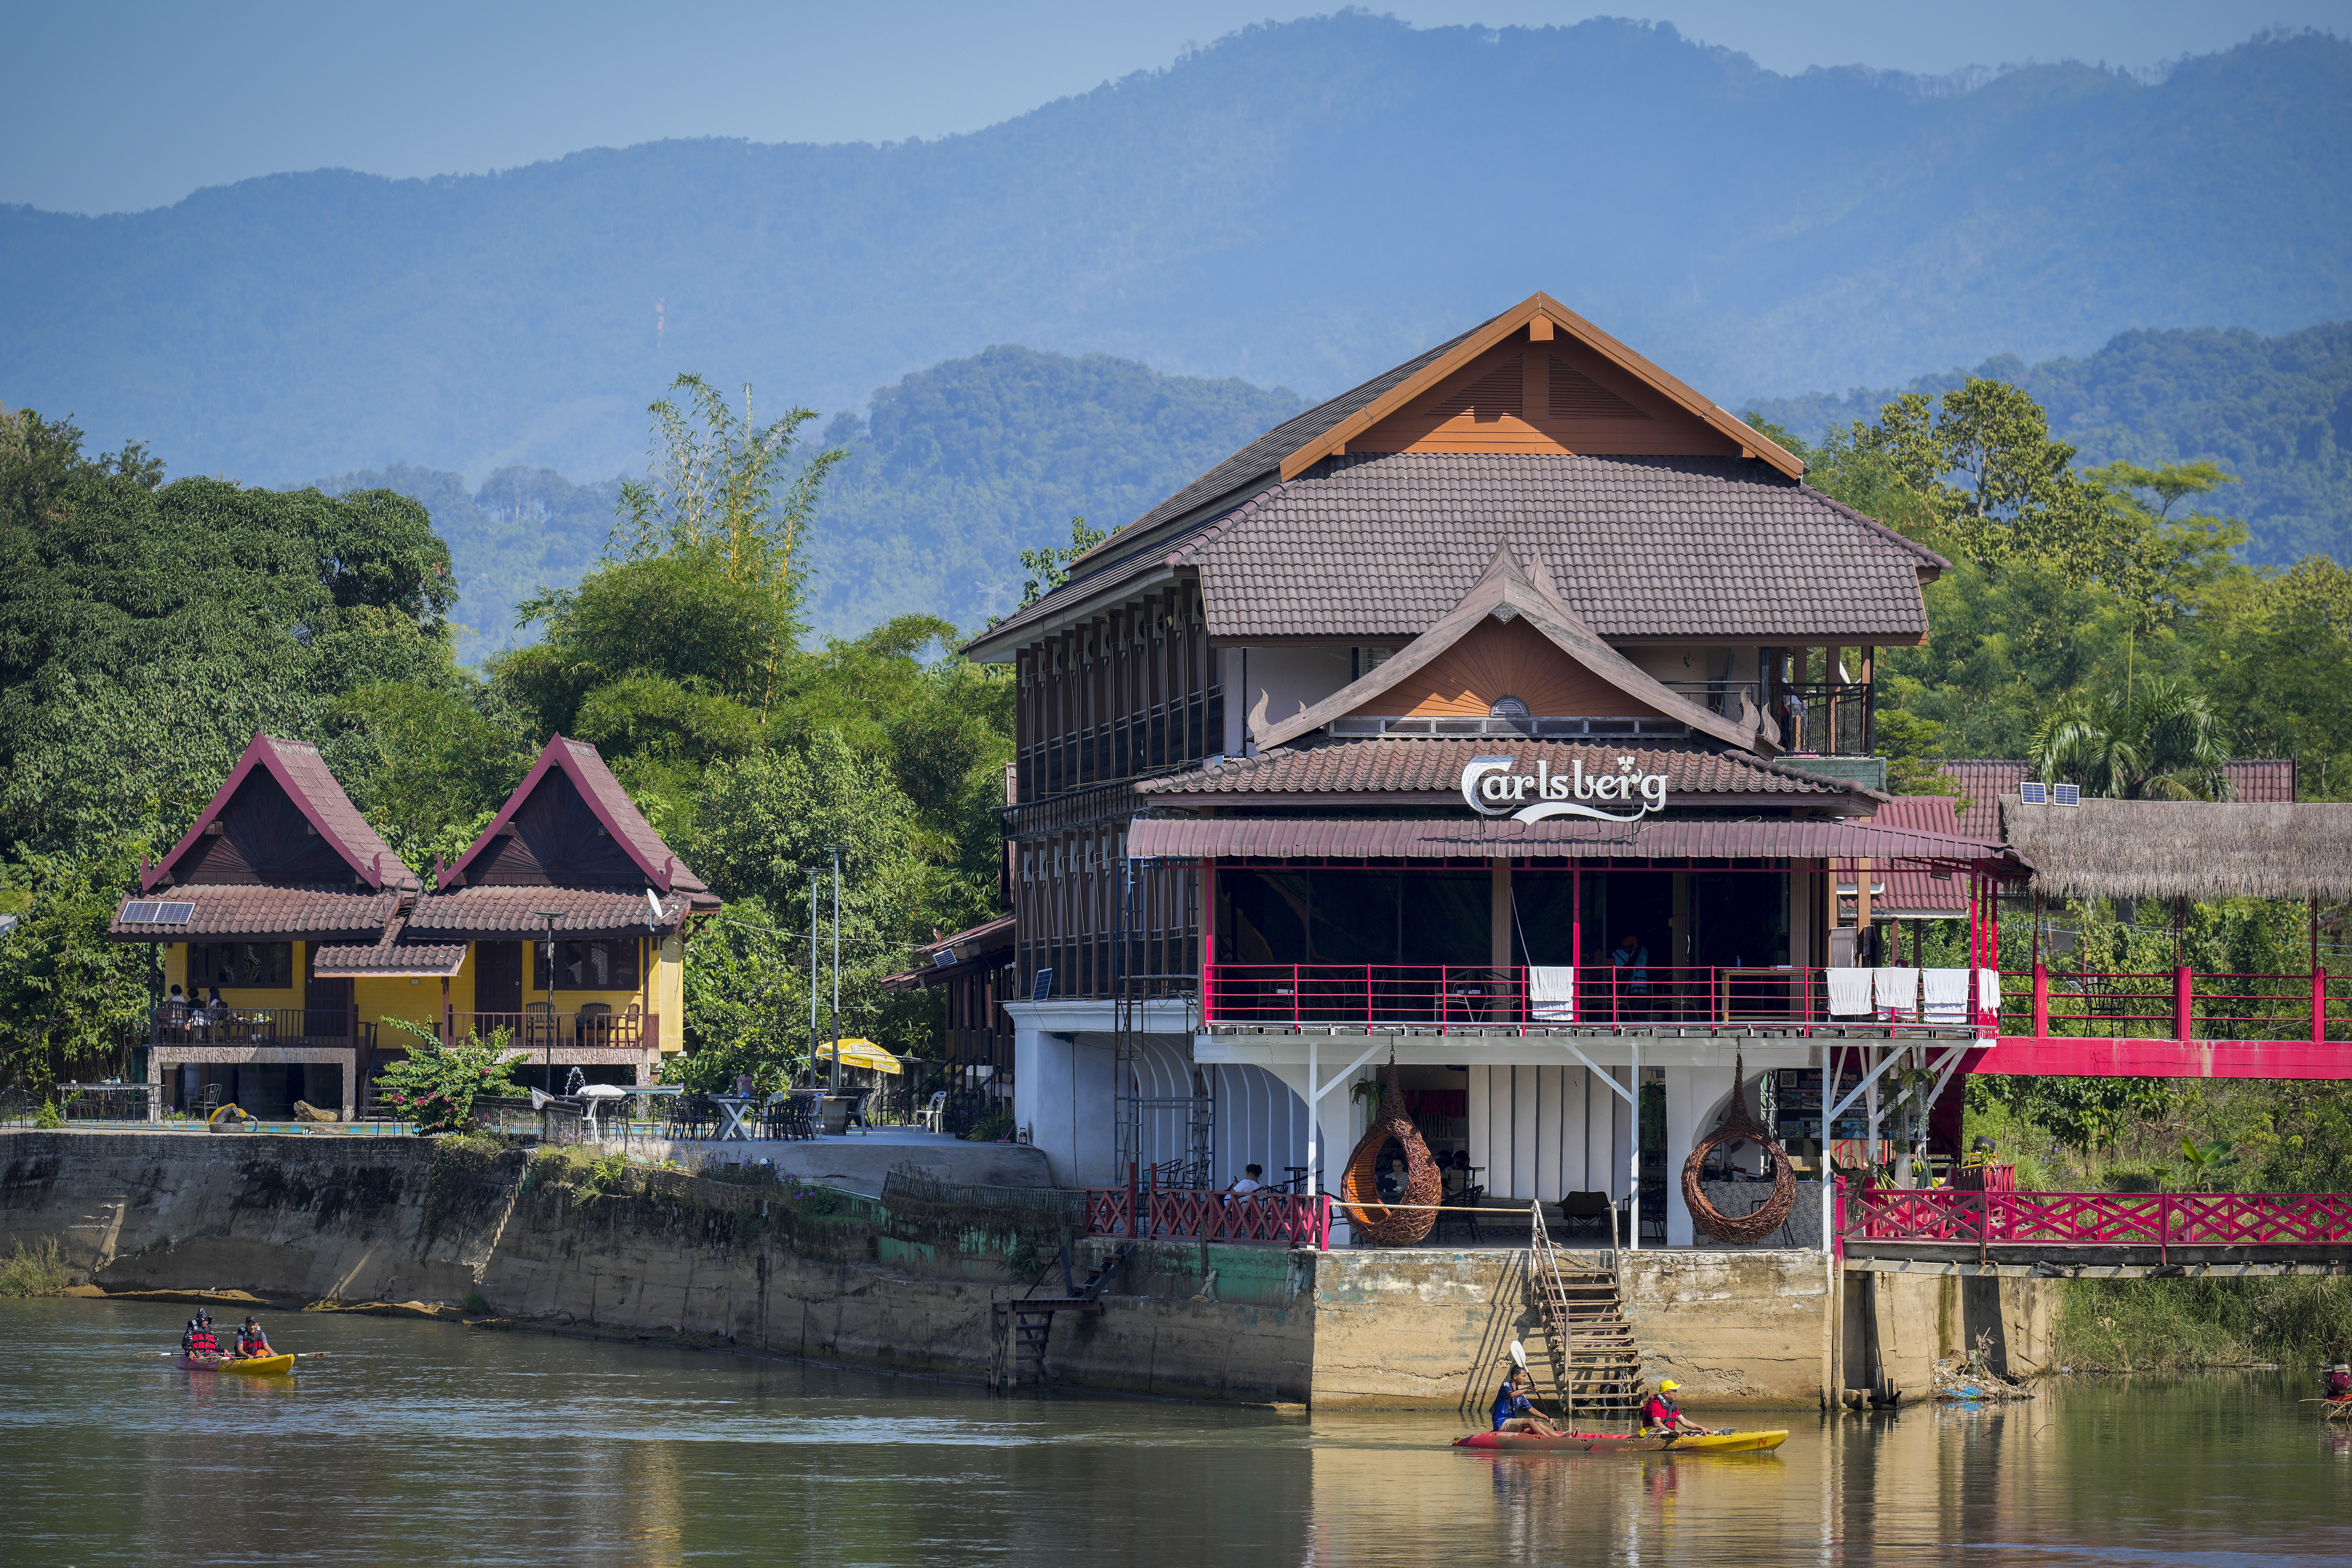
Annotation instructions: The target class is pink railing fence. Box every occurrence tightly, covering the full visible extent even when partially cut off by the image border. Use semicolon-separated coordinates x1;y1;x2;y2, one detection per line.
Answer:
1996;969;2345;1044
1846;1186;2352;1251
1084;1185;1330;1248
1201;963;1833;1029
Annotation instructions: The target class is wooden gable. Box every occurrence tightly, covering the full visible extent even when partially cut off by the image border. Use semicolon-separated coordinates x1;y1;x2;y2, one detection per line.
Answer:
1345;614;1670;721
1345;326;1744;459
171;768;366;886
466;767;648;888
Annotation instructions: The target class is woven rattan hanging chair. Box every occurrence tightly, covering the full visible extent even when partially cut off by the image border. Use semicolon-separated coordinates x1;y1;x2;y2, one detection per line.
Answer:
1338;1064;1444;1246
1680;1054;1798;1245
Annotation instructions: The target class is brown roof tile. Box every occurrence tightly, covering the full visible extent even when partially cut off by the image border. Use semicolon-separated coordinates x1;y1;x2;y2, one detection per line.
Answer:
1931;759;2297;839
1137;736;1861;802
110;886;401;941
406;886;682;936
1173;453;1942;644
309;939;469;977
1129;815;2006;863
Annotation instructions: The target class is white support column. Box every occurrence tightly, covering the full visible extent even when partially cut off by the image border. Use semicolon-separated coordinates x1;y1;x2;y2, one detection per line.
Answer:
1662;1062;1735;1247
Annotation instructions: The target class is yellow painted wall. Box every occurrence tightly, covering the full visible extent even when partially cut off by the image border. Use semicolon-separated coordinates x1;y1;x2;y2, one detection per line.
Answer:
164;934;685;1053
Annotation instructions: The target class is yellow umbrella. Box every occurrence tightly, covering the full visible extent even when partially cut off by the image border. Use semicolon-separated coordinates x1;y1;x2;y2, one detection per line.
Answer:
826;1038;901;1074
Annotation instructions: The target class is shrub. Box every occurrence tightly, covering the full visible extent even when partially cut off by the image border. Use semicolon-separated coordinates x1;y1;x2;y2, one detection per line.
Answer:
0;1240;71;1296
32;1100;62;1130
374;1021;520;1133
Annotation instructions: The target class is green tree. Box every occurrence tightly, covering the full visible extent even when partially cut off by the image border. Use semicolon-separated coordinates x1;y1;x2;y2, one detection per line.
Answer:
2030;678;2232;800
1014;516;1107;609
1842;378;2100;573
0;843;153;1091
606;375;844;718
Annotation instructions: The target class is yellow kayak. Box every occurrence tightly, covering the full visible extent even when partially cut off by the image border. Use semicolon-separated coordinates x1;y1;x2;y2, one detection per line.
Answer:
176;1353;295;1375
1455;1428;1788;1454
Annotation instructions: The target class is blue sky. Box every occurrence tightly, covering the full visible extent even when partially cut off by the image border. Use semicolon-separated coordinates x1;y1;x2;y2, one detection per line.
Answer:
11;0;2350;214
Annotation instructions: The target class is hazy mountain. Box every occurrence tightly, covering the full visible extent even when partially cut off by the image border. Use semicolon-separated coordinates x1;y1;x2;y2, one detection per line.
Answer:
6;18;2348;488
1743;321;2352;566
320;345;1300;662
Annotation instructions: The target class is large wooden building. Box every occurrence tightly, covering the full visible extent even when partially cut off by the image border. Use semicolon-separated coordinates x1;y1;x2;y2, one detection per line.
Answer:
964;293;2013;1239
112;733;718;1118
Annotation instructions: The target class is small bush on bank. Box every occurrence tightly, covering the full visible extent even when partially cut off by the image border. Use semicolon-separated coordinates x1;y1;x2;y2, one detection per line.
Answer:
2059;1274;2352;1371
0;1240;71;1296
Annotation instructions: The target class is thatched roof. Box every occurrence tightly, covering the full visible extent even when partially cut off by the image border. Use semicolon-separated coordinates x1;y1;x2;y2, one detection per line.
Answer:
2000;796;2352;901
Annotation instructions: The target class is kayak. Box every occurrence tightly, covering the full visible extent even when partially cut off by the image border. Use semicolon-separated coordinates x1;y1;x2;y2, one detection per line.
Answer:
1454;1428;1789;1454
176;1353;295;1375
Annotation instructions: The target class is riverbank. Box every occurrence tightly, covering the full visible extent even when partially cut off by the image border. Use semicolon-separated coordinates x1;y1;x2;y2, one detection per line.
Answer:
0;1129;2048;1409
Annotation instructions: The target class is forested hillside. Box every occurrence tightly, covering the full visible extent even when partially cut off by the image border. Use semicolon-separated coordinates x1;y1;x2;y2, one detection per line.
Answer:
312;345;1299;659
1746;322;2352;566
3;18;2345;485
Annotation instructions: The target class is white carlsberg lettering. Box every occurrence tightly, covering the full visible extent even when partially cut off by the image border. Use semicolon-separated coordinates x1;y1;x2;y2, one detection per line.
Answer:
1459;755;1671;825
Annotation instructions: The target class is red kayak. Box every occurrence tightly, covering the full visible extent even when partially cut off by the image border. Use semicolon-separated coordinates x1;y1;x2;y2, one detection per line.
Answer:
1454;1428;1788;1454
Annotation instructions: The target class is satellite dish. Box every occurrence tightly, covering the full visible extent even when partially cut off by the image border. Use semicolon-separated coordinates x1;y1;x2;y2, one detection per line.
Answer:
645;889;664;928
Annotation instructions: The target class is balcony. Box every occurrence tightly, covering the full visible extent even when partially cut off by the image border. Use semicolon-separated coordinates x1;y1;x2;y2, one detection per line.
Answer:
142;1005;373;1049
1201;963;1989;1034
1664;679;1873;756
448;1009;655;1051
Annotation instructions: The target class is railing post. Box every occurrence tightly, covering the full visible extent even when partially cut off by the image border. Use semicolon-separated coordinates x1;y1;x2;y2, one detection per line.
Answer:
2160;1191;2170;1268
2174;965;2192;1044
1318;1192;1332;1251
1127;1161;1140;1240
2316;967;2330;1048
2032;963;2049;1038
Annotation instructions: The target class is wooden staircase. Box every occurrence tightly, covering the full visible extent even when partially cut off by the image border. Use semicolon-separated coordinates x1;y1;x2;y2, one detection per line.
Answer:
988;1243;1128;1393
1529;1207;1645;1421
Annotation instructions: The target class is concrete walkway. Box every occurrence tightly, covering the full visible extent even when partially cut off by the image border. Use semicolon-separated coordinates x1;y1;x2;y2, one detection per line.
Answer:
639;1128;1053;1196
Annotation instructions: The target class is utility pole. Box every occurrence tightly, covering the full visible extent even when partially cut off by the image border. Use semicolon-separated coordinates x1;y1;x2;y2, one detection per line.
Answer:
828;846;845;1093
808;867;820;1089
534;910;564;1094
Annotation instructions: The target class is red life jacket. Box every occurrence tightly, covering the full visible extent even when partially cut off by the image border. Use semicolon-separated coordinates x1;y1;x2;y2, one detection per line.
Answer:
186;1327;219;1355
1643;1394;1678;1427
237;1329;268;1356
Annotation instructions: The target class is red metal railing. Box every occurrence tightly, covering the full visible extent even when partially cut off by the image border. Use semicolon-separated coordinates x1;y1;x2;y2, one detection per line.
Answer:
1996;968;2346;1044
1846;1186;2352;1251
1201;964;1849;1030
1084;1184;1330;1248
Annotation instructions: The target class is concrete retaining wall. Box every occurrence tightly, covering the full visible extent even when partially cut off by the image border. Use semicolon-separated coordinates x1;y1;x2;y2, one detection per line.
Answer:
0;1131;2048;1410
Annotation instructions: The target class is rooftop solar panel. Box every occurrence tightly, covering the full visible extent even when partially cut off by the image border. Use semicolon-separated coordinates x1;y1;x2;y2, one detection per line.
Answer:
119;900;194;924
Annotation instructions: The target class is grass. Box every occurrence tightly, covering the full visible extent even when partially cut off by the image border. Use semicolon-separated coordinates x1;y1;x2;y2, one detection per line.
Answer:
0;1240;72;1297
2058;1274;2352;1372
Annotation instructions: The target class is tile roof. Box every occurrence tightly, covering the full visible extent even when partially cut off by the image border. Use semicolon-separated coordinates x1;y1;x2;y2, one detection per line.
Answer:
309;937;469;978
109;886;402;940
1128;815;2008;864
1932;759;2298;839
969;319;1495;653
1172;452;1943;644
443;735;714;901
882;913;1017;992
405;886;683;936
1841;795;1970;917
1136;736;1861;802
144;733;417;894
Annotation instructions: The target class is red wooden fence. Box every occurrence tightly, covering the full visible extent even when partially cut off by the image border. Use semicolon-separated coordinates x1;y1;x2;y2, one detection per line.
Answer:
1846;1186;2352;1255
1084;1185;1330;1249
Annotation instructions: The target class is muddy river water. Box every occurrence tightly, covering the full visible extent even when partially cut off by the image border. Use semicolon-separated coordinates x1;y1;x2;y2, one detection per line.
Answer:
4;1297;2347;1565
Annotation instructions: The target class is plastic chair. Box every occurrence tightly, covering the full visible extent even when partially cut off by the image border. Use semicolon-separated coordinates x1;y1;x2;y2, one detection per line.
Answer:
918;1090;947;1133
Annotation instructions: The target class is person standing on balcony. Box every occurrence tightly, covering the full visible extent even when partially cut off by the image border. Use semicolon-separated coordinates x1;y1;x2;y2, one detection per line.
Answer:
1611;932;1650;1019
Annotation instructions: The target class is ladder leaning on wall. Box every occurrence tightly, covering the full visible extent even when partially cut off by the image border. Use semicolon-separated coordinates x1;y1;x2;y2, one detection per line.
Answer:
1529;1204;1646;1425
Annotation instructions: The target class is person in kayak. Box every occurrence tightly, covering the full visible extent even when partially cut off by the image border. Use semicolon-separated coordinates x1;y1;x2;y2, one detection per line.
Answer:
181;1309;220;1357
1641;1379;1716;1437
234;1315;273;1359
1491;1367;1562;1436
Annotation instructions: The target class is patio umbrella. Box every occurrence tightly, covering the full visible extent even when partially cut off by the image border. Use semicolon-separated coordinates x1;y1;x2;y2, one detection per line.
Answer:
828;1038;902;1075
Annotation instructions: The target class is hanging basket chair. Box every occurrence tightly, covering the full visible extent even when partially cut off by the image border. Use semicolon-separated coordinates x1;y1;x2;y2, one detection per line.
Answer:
1338;1064;1444;1246
1680;1055;1798;1245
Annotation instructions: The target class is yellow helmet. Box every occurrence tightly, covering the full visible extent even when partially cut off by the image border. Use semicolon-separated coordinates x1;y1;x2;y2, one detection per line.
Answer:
1657;1379;1682;1392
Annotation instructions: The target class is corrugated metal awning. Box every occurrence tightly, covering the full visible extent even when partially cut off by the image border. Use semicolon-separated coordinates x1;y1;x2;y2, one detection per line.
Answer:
1126;816;2016;866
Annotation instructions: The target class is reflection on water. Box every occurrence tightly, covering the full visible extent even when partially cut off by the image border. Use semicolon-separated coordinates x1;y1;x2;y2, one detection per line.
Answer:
3;1298;2349;1566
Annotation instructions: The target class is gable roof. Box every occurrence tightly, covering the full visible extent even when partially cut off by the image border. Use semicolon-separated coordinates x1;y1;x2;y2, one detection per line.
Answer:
1137;735;1857;805
1275;293;1804;483
142;733;415;894
441;735;713;902
1257;546;1771;752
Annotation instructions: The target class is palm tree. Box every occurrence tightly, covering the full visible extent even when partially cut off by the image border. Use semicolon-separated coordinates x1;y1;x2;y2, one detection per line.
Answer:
2029;679;2231;801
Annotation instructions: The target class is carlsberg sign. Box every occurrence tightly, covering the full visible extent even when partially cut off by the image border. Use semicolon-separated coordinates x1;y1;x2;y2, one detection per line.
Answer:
1461;755;1669;824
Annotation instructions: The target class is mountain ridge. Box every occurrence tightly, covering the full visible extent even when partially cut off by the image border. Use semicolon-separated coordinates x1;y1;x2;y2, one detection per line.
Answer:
5;16;2347;486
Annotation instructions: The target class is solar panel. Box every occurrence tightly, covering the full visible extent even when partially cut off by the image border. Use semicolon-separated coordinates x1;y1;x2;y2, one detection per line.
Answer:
119;901;194;924
2019;781;2049;804
1032;967;1054;1003
2054;783;2081;806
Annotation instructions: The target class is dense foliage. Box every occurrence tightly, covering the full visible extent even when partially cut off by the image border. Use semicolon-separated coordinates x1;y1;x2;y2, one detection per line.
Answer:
372;1021;521;1134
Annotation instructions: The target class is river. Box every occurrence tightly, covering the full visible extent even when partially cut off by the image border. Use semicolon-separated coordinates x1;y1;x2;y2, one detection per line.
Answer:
4;1296;2348;1565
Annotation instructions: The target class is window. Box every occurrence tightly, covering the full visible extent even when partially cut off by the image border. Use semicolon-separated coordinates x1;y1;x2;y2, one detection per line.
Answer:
533;938;642;991
189;942;293;990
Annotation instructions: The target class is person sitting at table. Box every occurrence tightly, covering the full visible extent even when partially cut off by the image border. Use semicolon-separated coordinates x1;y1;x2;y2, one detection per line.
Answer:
160;985;191;1035
1227;1163;1267;1196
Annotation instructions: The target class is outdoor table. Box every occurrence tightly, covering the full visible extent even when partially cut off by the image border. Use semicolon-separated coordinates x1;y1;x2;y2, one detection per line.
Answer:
710;1094;755;1141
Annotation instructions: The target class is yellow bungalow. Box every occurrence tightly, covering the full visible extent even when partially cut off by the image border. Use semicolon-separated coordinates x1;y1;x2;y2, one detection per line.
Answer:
113;733;718;1119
